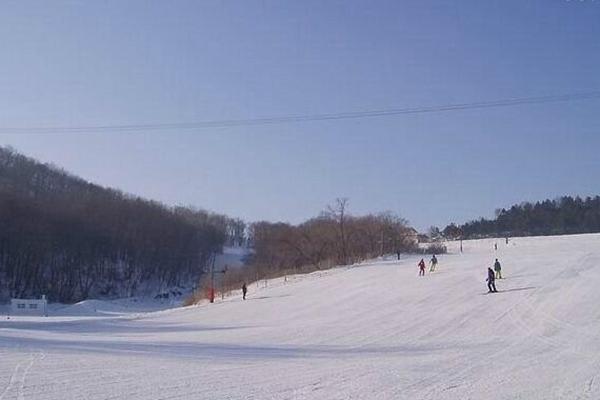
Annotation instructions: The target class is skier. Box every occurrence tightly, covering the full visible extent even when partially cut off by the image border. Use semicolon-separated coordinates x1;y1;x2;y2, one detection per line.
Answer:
418;259;426;276
494;259;502;279
486;267;497;293
429;254;438;272
242;283;247;300
494;243;498;251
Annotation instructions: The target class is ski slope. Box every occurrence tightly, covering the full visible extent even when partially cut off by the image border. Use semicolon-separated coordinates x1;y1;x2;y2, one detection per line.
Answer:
2;234;600;399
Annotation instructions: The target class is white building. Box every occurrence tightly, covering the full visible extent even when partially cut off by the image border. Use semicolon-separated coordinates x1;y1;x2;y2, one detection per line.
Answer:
10;295;48;316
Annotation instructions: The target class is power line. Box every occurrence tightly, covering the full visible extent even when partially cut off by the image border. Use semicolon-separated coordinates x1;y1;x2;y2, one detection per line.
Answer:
1;91;599;134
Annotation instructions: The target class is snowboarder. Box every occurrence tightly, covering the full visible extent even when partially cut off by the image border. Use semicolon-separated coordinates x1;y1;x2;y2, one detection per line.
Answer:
486;267;497;293
242;283;247;300
418;259;426;276
429;254;438;272
494;259;502;279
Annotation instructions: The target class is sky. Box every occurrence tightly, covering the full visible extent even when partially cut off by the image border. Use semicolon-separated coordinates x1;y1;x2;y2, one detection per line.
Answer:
0;0;599;231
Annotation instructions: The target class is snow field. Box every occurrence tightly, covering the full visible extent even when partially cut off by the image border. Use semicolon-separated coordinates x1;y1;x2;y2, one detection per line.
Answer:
2;234;600;399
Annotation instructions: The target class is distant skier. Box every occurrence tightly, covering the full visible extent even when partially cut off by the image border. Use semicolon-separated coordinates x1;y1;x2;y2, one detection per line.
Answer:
242;283;247;300
494;243;498;251
494;259;502;279
486;267;498;293
429;254;438;272
418;259;426;276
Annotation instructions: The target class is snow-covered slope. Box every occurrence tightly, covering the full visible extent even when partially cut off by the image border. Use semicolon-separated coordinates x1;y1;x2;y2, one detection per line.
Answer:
214;245;251;270
2;234;600;399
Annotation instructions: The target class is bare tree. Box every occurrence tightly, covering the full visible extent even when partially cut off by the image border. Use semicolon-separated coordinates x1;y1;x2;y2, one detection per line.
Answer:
325;198;350;265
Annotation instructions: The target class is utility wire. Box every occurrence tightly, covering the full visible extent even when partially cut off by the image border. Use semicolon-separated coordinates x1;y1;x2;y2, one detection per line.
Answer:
1;91;599;134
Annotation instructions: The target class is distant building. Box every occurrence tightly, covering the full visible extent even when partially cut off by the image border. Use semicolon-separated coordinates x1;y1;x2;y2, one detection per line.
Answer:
417;233;430;244
402;227;419;246
10;295;47;316
405;228;420;245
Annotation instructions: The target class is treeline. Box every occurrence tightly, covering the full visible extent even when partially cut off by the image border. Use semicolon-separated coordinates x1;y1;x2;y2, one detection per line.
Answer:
188;199;421;304
247;198;417;277
0;147;236;302
443;196;600;239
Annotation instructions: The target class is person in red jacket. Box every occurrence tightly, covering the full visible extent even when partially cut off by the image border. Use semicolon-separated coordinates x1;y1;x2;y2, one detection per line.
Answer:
418;259;426;276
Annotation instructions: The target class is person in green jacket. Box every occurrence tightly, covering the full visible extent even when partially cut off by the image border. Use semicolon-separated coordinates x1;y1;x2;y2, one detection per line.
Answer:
429;254;438;272
494;259;502;279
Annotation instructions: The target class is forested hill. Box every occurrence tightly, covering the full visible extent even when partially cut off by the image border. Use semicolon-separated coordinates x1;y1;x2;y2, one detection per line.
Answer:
0;147;231;302
444;196;600;239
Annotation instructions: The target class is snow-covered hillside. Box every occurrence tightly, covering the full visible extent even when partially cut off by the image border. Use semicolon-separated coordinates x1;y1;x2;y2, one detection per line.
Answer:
214;245;251;270
2;234;600;399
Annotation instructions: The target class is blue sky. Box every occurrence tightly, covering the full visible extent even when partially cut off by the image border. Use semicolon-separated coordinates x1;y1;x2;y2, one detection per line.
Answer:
1;1;599;230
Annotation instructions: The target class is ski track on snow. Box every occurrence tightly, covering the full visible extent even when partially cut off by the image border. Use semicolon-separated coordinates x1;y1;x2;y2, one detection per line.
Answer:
0;352;44;400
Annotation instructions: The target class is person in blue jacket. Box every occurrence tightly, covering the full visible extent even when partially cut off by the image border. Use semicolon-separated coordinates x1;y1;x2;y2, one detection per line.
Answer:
486;267;498;293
